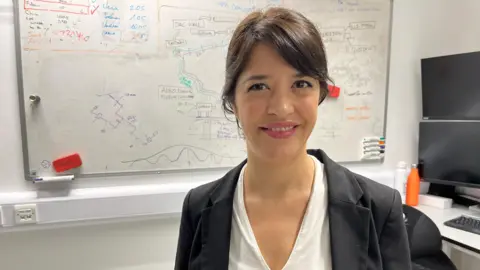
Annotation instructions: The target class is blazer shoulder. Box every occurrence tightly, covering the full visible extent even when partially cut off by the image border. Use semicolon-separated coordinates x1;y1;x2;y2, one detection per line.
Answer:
350;169;399;208
309;148;398;210
183;160;245;221
186;179;223;213
346;169;402;231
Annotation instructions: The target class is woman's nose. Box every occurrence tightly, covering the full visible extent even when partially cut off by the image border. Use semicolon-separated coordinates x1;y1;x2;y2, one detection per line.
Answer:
267;88;294;117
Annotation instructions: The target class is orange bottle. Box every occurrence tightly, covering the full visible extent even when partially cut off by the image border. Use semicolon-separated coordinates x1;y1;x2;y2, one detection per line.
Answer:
406;164;420;206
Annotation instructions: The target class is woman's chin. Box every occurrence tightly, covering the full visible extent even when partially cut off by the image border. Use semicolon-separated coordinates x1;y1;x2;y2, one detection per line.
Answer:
254;145;305;164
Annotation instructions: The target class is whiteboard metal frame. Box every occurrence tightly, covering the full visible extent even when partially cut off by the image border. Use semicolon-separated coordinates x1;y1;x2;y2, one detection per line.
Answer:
12;0;395;181
383;0;395;150
12;0;32;181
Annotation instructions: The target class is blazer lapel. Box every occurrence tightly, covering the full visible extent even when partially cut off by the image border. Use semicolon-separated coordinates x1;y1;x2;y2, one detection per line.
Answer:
328;199;370;270
310;149;371;270
199;160;246;270
200;200;233;270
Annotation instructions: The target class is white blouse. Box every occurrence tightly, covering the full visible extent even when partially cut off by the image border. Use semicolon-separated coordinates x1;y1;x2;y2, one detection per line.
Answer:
228;155;332;270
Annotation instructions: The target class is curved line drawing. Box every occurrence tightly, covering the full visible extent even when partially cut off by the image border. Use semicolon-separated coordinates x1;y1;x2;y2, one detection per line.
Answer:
121;144;244;167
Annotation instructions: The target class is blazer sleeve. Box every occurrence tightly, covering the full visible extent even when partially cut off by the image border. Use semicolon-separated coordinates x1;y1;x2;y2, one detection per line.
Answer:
174;189;194;270
379;190;412;270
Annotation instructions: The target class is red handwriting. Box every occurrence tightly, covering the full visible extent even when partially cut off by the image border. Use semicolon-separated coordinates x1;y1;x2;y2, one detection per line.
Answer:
27;32;42;44
347;116;371;121
53;30;90;42
345;106;371;121
90;5;99;14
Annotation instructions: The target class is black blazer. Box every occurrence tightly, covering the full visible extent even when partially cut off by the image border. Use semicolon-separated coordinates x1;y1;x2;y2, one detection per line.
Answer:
175;149;412;270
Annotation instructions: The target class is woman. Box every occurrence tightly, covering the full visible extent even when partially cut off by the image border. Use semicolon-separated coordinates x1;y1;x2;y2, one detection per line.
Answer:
175;7;411;270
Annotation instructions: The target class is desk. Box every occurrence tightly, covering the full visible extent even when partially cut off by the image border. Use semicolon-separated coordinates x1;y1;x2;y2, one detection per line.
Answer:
416;205;480;256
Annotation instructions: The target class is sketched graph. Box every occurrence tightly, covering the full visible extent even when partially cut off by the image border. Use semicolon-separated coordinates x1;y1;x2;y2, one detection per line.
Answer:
121;144;244;167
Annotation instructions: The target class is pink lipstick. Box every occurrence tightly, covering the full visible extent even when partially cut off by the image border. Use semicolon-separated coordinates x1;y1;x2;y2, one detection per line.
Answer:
260;122;299;139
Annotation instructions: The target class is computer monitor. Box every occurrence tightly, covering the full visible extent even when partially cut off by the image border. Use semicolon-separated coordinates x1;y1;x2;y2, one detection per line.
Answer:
418;121;480;189
421;51;480;120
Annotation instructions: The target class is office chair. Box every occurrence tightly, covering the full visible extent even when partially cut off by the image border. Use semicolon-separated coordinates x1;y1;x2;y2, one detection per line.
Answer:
402;205;457;270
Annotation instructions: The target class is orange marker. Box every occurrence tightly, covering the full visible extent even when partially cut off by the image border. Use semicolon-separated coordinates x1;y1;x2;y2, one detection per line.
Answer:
406;164;420;206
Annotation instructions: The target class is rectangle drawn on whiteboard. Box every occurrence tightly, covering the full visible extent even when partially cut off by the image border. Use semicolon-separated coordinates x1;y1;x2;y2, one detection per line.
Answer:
24;0;90;15
349;21;376;30
321;27;345;43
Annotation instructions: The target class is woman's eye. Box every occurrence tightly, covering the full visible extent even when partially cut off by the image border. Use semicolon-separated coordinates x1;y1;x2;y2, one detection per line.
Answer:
293;80;313;89
248;83;268;91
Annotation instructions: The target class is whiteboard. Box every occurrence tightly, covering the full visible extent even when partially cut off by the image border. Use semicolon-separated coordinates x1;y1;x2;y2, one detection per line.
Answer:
14;0;392;178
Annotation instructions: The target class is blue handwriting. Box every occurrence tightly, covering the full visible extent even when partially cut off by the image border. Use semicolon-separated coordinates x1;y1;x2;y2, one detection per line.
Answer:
217;2;254;13
130;23;147;30
130;5;145;11
103;3;119;11
102;30;117;36
104;13;120;20
129;14;146;20
104;21;120;28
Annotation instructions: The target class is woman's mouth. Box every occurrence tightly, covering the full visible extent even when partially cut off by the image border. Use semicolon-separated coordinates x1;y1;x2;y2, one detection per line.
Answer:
260;122;299;139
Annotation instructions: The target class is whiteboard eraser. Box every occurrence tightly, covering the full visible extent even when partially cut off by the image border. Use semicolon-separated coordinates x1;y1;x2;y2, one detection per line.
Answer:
53;153;82;173
419;194;453;209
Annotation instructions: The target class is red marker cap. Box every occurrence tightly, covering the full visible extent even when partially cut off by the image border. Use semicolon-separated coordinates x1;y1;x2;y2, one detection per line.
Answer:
52;153;82;173
328;84;341;98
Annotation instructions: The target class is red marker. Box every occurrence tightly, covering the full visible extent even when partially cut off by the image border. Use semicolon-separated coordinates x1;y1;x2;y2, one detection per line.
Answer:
328;84;341;98
52;153;82;173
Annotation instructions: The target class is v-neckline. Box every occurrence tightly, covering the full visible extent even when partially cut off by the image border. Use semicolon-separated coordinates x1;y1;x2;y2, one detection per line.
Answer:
236;155;319;270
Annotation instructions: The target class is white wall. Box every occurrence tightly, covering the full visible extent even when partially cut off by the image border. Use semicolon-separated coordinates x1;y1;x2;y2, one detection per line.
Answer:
0;0;479;269
0;218;180;270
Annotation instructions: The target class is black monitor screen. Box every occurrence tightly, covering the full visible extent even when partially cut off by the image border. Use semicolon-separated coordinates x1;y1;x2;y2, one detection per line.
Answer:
421;51;480;119
419;121;480;188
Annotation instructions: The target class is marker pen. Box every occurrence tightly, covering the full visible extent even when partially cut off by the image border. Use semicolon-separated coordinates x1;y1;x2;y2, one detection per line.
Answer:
363;146;385;151
362;156;384;161
33;175;75;183
363;136;384;142
363;142;381;147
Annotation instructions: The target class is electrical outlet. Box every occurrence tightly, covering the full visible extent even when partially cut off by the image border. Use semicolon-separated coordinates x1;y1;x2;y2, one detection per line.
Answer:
14;204;38;224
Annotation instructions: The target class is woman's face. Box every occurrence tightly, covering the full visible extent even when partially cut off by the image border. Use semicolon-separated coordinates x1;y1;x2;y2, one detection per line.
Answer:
234;43;321;163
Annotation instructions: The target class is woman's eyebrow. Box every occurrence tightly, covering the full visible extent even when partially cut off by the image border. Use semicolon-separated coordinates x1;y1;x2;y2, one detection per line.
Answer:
293;72;307;78
241;74;269;84
241;72;308;84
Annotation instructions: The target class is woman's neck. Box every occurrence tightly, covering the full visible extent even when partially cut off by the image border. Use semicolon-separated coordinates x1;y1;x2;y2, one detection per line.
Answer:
243;151;315;199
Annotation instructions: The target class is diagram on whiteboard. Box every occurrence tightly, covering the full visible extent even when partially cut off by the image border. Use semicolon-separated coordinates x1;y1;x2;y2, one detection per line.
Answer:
16;0;392;176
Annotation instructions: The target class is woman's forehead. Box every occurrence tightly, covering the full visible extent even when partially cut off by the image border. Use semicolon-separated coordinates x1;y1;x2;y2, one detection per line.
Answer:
242;44;298;74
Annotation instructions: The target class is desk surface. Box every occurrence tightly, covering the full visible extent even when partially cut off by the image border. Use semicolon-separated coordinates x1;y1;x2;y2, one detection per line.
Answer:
416;205;480;253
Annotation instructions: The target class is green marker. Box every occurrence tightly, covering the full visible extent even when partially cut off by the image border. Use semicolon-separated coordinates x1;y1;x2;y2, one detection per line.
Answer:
180;76;192;88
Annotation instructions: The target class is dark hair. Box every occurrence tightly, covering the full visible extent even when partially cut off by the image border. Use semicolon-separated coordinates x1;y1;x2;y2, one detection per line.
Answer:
221;7;332;115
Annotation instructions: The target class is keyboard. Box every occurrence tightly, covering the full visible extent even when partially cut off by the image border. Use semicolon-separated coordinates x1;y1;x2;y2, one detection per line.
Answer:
444;215;480;235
